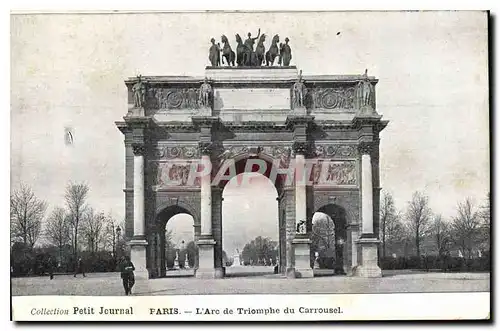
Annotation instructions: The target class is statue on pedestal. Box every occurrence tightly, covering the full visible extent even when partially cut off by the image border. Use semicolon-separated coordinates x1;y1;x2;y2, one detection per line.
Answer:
314;251;320;269
292;71;307;108
296;219;306;234
199;78;212;108
209;38;221;66
132;75;146;108
174;250;179;269
356;69;375;112
279;37;292;66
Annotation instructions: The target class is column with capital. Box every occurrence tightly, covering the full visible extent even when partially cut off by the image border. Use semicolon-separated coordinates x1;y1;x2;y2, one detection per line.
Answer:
129;143;149;279
195;141;217;278
353;142;382;277
290;141;314;278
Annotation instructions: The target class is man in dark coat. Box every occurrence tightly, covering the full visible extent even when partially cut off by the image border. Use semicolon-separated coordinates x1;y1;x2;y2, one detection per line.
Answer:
47;257;55;280
119;256;135;295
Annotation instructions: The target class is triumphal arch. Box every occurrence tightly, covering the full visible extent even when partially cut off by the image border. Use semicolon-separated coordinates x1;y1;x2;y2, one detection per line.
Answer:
116;61;387;279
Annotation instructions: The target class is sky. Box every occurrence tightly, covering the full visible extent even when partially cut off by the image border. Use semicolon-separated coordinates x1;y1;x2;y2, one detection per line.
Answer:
10;11;489;253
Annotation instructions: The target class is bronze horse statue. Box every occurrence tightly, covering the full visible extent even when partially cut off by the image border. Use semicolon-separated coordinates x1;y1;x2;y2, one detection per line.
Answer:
255;34;266;66
265;34;280;66
235;34;247;66
235;33;260;66
221;35;235;66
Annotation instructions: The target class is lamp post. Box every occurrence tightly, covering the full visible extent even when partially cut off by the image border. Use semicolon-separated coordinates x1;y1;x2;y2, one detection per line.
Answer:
116;226;122;260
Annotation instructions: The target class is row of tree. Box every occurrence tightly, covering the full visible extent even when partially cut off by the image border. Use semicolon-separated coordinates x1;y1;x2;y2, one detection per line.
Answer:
380;191;490;261
10;182;125;275
241;236;278;266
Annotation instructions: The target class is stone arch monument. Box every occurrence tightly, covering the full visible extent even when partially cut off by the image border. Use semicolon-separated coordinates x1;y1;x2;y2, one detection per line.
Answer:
116;66;388;279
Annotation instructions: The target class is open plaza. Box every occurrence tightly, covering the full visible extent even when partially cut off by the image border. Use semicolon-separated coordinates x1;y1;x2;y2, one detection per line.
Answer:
11;267;490;296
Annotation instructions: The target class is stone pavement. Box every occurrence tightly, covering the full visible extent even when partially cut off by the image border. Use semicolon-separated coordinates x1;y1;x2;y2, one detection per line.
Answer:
11;267;490;296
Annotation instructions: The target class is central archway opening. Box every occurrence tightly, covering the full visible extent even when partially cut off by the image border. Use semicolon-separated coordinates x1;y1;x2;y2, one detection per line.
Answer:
218;157;283;278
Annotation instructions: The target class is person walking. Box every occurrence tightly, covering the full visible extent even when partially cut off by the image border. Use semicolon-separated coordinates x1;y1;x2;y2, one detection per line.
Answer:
119;256;135;295
47;257;55;280
74;257;86;278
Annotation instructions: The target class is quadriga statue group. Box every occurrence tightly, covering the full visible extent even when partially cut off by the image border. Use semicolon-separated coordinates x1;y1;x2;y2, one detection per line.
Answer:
209;29;293;67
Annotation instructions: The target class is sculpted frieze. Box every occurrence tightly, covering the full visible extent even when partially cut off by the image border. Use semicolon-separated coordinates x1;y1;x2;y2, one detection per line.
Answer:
156;146;199;160
311;160;357;186
310;87;356;111
154;161;201;188
146;88;201;110
314;144;357;158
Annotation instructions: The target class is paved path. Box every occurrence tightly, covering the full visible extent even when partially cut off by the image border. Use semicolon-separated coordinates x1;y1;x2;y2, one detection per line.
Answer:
11;268;490;296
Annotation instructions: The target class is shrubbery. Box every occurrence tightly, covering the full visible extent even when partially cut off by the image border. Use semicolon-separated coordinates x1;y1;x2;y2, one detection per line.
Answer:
380;253;490;272
11;245;121;277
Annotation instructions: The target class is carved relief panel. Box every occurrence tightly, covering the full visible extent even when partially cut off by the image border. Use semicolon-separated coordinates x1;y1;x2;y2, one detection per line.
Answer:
151;145;201;188
146;88;201;110
313;144;358;159
154;161;201;188
309;87;356;111
155;145;200;160
310;160;357;186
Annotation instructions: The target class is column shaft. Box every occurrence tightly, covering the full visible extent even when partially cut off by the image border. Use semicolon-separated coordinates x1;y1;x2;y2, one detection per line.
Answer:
133;153;145;236
361;153;374;235
200;155;212;236
295;153;307;224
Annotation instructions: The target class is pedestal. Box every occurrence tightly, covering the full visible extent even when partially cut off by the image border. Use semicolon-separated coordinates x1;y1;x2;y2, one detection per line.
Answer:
290;236;314;278
292;105;307;116
195;238;217;279
232;254;241;266
129;239;149;279
353;237;382;278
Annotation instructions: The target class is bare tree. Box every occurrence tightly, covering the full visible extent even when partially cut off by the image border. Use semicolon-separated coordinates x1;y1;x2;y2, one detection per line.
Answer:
102;214;125;257
380;191;397;257
45;207;71;259
81;208;105;253
386;210;408;257
451;197;481;260
478;192;491;253
10;184;47;248
65;182;89;259
432;214;451;257
312;213;335;257
405;191;432;257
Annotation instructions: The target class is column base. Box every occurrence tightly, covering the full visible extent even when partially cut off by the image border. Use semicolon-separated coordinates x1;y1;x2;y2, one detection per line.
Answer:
353;237;382;278
195;268;217;279
129;239;149;279
196;237;216;278
291;236;314;278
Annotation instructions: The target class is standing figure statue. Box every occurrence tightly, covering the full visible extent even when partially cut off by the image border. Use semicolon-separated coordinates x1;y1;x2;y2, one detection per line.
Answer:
265;35;280;66
244;28;260;52
292;71;307;108
220;35;236;66
296;219;306;234
356;69;375;110
132;75;146;108
279;37;292;66
208;38;221;67
255;34;266;66
199;78;212;108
